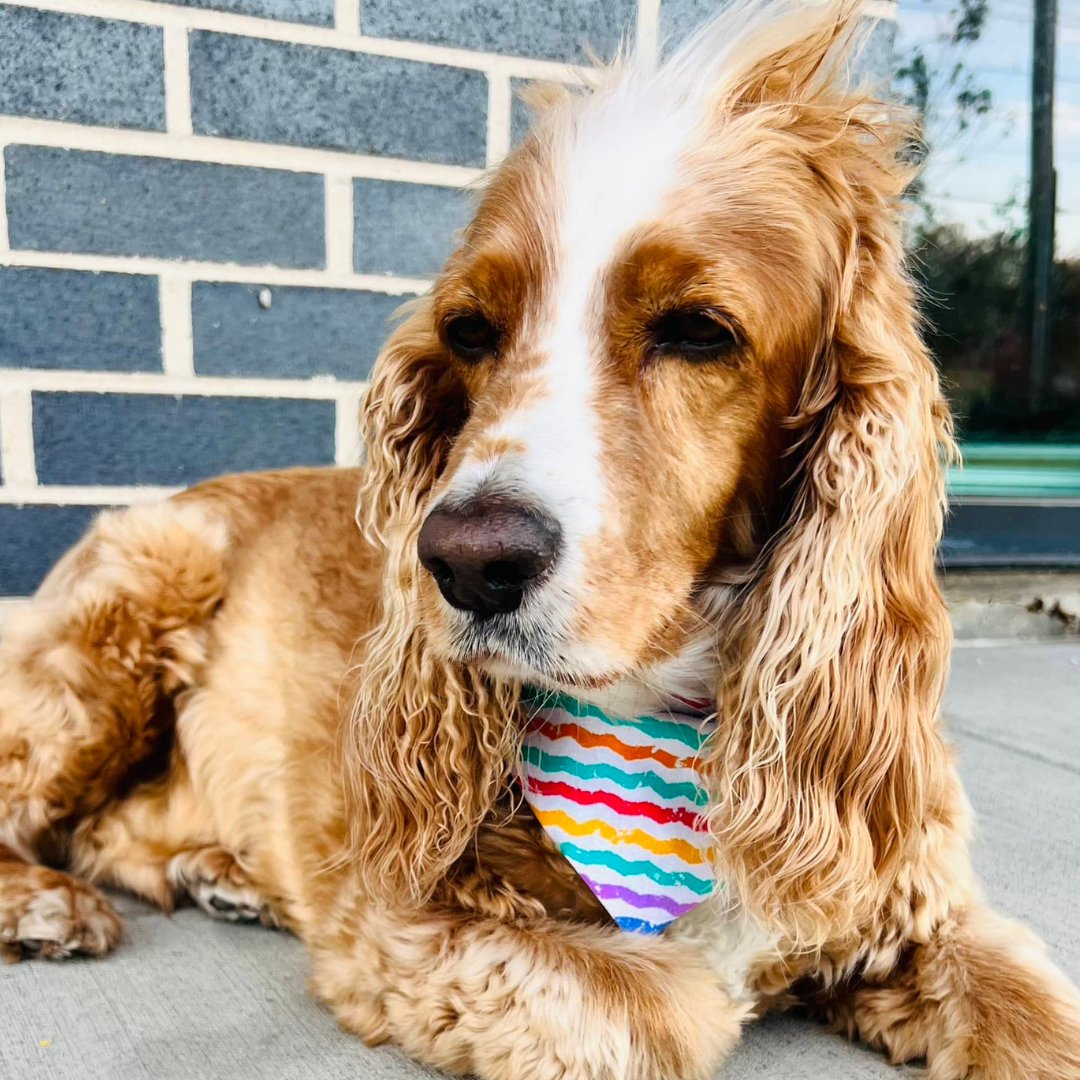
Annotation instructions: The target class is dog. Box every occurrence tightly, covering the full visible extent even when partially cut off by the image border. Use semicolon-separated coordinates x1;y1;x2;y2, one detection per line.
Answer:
2;2;1079;1077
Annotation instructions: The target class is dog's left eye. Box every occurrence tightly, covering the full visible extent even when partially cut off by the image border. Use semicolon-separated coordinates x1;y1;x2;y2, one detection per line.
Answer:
445;314;501;361
652;310;738;360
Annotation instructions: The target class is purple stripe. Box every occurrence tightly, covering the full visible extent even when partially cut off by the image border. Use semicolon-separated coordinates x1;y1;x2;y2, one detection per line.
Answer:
580;874;699;918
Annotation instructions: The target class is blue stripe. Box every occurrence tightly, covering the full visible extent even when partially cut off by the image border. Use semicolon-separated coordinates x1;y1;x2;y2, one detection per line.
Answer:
615;916;666;934
559;842;715;895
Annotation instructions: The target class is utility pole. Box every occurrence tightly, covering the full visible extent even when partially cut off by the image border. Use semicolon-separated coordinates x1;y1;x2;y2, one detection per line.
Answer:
1028;0;1057;413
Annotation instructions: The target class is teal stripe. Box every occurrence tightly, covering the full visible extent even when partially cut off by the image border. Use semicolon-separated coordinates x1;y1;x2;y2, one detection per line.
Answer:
560;842;714;895
521;745;708;806
523;688;707;749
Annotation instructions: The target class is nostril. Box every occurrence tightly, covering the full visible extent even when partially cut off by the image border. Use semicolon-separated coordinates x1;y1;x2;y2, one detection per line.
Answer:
427;557;454;587
482;560;526;590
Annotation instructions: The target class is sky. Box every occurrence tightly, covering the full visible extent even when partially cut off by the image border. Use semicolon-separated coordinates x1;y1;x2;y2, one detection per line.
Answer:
895;0;1080;257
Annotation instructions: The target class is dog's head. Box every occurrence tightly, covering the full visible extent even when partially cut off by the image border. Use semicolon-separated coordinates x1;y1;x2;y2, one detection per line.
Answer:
351;0;955;940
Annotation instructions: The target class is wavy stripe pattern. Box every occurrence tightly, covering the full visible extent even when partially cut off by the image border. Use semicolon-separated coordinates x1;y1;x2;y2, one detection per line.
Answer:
520;688;719;936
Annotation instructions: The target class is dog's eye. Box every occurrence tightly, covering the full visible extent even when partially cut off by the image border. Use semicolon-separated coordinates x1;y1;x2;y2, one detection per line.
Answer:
445;314;501;361
652;310;738;360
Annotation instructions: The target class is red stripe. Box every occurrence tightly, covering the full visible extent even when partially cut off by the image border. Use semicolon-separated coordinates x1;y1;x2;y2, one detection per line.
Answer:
525;777;708;831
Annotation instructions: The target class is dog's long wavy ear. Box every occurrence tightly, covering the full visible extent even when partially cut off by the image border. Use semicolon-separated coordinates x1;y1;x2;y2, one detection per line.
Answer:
703;5;957;948
341;299;518;905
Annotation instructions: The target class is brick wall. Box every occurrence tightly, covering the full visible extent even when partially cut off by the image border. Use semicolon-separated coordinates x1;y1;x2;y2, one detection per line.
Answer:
0;0;896;598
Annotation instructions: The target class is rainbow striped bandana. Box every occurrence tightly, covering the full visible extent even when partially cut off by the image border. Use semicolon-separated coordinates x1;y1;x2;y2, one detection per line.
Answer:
519;689;719;934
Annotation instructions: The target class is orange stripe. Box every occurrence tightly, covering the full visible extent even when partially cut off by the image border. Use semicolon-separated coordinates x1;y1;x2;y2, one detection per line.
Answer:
534;808;709;865
533;718;699;772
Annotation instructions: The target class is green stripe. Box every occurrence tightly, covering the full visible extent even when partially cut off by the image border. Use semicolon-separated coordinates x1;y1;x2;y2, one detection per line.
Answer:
521;745;708;806
560;842;714;895
523;688;707;749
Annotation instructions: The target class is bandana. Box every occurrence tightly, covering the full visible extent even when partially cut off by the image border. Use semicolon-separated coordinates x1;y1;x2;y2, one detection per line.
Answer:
518;688;719;934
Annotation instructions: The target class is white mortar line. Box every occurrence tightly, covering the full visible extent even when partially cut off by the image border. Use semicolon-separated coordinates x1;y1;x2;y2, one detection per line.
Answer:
0;250;428;295
334;391;363;467
325;174;355;275
0;388;37;488
163;25;193;136
0;116;482;187
485;73;513;166
160;276;195;376
0;598;29;625
636;0;661;66
335;0;360;34
0;0;589;82
0;485;179;506
0;368;368;400
0;145;8;253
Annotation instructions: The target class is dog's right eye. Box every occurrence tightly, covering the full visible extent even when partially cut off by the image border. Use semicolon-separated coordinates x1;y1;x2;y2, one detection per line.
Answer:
445;314;501;361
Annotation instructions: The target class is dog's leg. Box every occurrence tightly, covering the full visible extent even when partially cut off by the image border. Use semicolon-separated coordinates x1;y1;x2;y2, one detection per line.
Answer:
310;902;748;1080
0;500;228;960
68;757;278;927
827;903;1080;1079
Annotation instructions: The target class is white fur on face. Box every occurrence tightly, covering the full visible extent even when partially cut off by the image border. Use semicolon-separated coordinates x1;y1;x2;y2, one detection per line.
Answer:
440;84;701;683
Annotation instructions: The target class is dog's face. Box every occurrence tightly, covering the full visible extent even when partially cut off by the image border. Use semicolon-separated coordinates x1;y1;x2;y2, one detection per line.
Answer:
353;6;954;930
412;81;850;692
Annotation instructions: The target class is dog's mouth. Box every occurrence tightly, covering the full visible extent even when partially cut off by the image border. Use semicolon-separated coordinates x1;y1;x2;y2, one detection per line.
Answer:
445;613;622;692
481;653;620;692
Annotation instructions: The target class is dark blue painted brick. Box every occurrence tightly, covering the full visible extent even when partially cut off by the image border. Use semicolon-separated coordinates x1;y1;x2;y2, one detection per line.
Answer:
658;0;717;49
143;0;333;25
0;267;161;372
354;179;471;278
33;393;335;486
510;79;535;146
361;0;637;64
193;283;411;380
190;33;487;168
0;6;165;131
5;147;324;268
859;17;897;89
0;504;102;597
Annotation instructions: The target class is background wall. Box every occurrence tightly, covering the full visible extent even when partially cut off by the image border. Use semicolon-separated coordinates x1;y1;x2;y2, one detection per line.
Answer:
0;0;895;598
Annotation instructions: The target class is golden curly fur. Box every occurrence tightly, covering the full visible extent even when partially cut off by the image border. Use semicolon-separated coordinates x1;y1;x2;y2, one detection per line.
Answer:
2;3;1079;1077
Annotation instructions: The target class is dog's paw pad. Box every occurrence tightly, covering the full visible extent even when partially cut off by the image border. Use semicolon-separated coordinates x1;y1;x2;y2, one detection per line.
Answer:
193;879;265;924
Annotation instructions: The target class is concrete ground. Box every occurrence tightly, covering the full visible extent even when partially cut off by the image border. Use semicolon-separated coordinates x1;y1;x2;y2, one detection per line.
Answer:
1;642;1077;1080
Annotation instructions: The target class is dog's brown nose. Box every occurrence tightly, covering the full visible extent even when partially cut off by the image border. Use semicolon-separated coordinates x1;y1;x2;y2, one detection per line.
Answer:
417;498;561;617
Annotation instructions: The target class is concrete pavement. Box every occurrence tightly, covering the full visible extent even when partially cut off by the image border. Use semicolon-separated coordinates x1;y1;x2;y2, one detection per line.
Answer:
1;642;1077;1080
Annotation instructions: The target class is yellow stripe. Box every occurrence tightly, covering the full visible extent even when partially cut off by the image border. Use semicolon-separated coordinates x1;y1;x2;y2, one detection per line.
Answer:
534;808;709;865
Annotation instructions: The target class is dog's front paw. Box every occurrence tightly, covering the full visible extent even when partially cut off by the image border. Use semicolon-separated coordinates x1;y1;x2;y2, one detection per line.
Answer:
0;865;123;961
168;846;278;927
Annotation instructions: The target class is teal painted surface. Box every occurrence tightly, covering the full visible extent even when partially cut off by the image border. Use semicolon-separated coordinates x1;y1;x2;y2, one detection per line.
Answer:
949;444;1080;499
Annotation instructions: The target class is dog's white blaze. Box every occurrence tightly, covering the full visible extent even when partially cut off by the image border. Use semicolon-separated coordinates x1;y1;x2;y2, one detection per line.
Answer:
464;88;701;666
